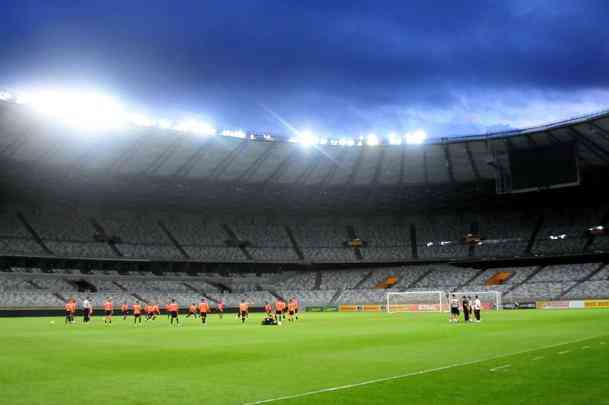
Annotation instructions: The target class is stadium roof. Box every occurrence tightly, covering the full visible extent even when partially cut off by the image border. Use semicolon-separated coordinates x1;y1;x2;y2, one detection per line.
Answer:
1;100;609;212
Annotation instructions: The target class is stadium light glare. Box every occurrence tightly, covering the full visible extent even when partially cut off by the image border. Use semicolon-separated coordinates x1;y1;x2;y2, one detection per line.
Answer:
157;119;173;130
174;119;216;136
128;113;156;128
22;89;127;131
0;91;12;101
366;133;379;146
292;130;319;146
222;129;246;139
388;132;402;145
405;129;428;145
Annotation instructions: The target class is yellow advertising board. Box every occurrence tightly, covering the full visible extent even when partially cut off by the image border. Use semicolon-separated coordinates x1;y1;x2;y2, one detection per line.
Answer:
339;304;358;312
584;300;609;308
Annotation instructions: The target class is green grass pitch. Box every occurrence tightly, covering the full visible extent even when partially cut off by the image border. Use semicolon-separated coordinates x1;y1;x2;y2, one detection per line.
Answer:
1;310;609;405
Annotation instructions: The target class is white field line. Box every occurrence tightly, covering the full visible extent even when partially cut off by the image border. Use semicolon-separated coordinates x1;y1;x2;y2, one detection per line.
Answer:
582;346;590;350
532;356;544;361
558;350;570;355
243;334;606;405
489;364;511;372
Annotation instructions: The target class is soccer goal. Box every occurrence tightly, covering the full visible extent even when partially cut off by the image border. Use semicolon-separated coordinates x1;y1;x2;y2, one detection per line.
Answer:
450;291;502;311
386;291;445;313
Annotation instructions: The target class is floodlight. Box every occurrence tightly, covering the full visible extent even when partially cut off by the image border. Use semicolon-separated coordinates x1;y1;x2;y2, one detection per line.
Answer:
405;129;428;145
388;132;402;145
366;133;379;146
158;119;173;129
23;89;127;131
222;129;246;139
128;113;155;128
174;119;216;136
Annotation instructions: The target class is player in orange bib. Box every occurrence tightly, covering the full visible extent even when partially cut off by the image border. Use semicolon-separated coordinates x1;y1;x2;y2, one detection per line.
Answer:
168;299;179;326
198;299;209;325
274;299;285;322
64;299;76;324
238;300;249;324
132;301;143;325
293;297;300;320
153;304;160;318
287;299;297;323
121;302;129;320
103;298;113;325
264;302;272;317
187;303;197;319
149;303;158;320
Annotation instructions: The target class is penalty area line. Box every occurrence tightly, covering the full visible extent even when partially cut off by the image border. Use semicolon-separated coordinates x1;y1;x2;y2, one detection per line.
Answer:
243;334;607;405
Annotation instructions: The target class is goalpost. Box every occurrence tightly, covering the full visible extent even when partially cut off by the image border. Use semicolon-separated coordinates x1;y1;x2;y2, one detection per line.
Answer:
386;290;502;313
451;291;502;311
386;291;445;313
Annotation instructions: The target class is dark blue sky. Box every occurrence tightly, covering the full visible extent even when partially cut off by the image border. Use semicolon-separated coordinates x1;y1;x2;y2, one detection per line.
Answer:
1;0;609;138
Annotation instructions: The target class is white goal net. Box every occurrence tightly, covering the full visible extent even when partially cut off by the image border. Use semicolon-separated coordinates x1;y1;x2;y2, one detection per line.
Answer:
450;291;502;311
386;291;445;313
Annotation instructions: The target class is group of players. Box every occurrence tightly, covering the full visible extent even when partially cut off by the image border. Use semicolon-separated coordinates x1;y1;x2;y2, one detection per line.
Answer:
449;294;482;323
63;296;300;326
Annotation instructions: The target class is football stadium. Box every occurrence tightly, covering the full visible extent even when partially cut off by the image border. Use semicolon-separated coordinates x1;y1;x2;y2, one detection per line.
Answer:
2;2;609;405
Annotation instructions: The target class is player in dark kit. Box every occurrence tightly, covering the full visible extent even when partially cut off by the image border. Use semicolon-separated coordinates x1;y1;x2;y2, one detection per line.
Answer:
461;296;470;322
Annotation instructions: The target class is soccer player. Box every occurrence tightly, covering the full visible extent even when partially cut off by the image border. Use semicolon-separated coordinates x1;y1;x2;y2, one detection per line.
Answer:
153;303;160;319
275;298;285;322
121;302;129;320
65;299;75;324
133;301;142;325
103;297;113;325
187;303;197;319
287;299;297;323
165;302;171;319
83;297;92;324
461;296;470;323
264;302;272;317
238;300;248;324
168;299;180;326
198;299;209;325
450;294;459;323
217;299;225;319
293;297;300;320
473;295;481;322
146;303;155;321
